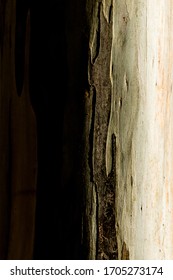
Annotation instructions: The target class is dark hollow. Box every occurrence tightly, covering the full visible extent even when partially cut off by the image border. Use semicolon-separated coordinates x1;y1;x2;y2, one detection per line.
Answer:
15;0;88;259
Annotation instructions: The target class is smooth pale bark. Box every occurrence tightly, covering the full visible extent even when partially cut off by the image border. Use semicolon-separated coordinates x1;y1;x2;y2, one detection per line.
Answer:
85;0;173;259
0;0;37;259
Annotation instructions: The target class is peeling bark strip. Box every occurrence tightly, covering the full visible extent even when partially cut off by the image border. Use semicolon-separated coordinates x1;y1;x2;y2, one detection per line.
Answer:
87;1;117;259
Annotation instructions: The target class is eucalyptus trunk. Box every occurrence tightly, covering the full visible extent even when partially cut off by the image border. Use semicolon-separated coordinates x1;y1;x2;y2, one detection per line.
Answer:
84;0;173;260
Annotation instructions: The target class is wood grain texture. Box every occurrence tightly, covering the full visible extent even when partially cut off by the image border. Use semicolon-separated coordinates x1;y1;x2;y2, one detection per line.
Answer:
85;0;118;259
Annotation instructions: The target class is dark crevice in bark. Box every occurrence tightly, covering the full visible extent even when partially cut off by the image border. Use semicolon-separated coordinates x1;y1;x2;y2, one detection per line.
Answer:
109;2;113;24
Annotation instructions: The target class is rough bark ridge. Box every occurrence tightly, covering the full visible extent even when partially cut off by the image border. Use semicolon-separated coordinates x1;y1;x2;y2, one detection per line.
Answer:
84;0;118;259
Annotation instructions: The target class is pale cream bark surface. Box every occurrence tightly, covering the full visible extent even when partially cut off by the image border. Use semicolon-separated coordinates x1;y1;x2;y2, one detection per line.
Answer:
111;0;173;260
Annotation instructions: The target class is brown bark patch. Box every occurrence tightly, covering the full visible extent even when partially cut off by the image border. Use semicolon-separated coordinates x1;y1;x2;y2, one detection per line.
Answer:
121;241;129;260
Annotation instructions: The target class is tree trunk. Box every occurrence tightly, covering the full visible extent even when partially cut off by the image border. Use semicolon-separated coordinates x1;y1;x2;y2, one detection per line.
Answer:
1;0;173;260
84;0;173;259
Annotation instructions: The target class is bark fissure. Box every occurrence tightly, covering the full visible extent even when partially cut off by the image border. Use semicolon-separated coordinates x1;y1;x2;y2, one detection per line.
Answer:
87;1;117;259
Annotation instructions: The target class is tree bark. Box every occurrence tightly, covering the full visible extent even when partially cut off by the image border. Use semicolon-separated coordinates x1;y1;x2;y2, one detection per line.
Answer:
84;0;173;259
1;0;173;260
84;0;117;260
